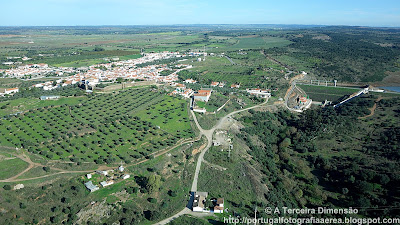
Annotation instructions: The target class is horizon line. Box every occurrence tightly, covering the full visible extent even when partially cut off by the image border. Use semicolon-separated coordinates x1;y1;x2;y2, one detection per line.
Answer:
0;24;399;29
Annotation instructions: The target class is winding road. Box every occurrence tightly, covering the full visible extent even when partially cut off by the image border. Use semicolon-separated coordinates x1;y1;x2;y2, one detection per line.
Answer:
154;98;269;225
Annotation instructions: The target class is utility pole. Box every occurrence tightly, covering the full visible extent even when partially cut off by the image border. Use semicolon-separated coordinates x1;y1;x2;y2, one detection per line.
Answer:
203;46;206;61
254;206;257;225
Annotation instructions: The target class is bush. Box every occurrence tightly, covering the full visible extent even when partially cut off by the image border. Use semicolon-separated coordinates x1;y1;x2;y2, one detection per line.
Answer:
168;190;177;197
3;185;11;190
148;198;157;203
19;202;27;209
126;186;138;194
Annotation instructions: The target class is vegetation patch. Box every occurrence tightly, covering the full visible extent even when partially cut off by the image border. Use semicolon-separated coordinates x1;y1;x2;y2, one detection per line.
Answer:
0;156;29;180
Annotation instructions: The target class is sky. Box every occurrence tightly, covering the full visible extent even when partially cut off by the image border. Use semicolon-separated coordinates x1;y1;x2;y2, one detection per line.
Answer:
1;0;400;27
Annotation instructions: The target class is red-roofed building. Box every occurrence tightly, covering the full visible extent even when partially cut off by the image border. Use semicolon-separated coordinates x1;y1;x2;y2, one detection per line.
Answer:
210;82;219;87
231;83;240;89
194;89;212;102
4;87;19;95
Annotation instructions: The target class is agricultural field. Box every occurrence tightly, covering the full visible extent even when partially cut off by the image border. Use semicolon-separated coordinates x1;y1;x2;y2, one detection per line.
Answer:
0;96;84;117
0;30;207;68
0;154;29;180
0;87;194;165
179;53;288;89
216;36;292;51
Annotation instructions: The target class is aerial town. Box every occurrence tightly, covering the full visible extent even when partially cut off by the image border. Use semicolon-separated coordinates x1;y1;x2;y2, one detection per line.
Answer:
1;13;399;224
0;52;201;91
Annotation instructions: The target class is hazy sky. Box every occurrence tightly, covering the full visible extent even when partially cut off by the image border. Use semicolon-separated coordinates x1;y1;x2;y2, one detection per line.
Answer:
1;0;400;27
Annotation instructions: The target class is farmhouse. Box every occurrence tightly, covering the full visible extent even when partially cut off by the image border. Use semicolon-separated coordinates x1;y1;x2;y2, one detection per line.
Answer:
5;87;19;95
84;181;99;192
194;89;212;102
192;191;208;212
122;174;130;180
100;180;114;187
246;88;271;98
231;83;240;89
210;81;219;87
214;198;224;213
184;79;197;84
97;170;108;176
1;87;19;95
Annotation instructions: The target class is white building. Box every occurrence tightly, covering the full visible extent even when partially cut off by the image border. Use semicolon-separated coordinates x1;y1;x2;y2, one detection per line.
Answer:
97;170;108;176
214;198;224;213
4;87;19;95
122;174;130;180
246;89;271;98
192;192;208;212
85;181;99;192
184;79;197;84
100;180;114;187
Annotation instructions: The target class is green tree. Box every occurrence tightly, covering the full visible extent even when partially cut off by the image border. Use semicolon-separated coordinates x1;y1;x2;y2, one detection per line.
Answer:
146;174;161;193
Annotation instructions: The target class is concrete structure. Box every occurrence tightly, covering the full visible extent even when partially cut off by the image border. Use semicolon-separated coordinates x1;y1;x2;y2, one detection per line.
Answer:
84;181;99;192
192;191;208;212
214;198;224;213
40;95;60;100
97;170;108;176
86;174;92;179
122;174;130;180
100;180;114;187
246;89;271;98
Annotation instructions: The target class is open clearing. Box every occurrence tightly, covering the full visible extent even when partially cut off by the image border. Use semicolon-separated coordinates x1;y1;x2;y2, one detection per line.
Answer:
0;155;29;179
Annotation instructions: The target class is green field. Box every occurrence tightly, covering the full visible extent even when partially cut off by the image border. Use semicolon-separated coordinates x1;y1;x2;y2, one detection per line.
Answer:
134;96;192;134
0;156;29;179
0;88;193;164
221;36;292;51
0;96;84;117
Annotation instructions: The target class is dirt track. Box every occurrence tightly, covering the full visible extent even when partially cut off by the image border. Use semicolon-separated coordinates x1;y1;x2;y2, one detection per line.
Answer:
358;96;383;119
0;137;196;183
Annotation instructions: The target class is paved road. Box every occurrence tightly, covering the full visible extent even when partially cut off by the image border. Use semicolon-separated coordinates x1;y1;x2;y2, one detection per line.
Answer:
154;99;269;225
153;208;191;225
